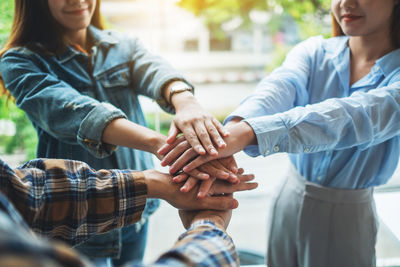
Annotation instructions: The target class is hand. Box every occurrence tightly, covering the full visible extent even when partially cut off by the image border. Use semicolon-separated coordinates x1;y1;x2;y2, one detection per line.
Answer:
179;209;232;230
169;92;229;155
160;136;238;175
159;136;238;180
182;121;257;172
172;156;239;184
181;167;257;198
159;120;256;174
144;170;239;210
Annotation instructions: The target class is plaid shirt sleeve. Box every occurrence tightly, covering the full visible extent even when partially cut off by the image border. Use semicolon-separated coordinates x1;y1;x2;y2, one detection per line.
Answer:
0;158;147;246
155;220;240;267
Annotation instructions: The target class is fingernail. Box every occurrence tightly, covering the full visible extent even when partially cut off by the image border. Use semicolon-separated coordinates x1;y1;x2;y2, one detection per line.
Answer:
180;186;187;192
232;200;239;208
221;172;229;178
198;146;206;154
200;174;209;179
210;148;218;155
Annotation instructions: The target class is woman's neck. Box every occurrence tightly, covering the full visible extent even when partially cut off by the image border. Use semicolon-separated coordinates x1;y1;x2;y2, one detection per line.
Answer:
63;28;88;49
349;30;394;63
348;30;395;86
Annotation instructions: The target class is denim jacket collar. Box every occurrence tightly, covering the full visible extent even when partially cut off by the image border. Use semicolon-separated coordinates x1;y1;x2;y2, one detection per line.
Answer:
89;26;119;46
57;26;119;63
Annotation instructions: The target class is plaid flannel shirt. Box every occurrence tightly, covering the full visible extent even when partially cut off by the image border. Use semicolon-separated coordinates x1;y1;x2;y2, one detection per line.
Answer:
0;158;239;267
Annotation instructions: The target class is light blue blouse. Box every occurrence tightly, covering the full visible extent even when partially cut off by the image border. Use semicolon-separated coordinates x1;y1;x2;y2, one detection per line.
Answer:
227;36;400;189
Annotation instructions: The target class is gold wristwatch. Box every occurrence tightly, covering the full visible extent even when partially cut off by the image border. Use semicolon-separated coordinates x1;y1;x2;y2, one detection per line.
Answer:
169;83;193;104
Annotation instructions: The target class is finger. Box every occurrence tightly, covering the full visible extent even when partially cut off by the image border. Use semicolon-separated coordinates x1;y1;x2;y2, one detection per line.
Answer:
219;156;238;174
157;143;173;156
234;181;258;192
158;135;186;156
201;194;239;210
205;120;226;149
198;163;229;180
166;121;180;144
169;148;198;174
186;169;210;180
213;117;230;137
182;154;215;173
161;140;191;167
237;168;244;175
197;178;216;198
193;120;217;156
212;180;258;195
209;160;236;181
172;173;189;183
182;125;206;155
237;173;255;182
180;177;199;193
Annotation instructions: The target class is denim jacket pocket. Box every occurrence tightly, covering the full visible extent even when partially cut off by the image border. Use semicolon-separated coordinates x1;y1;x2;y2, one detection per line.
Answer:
98;65;130;89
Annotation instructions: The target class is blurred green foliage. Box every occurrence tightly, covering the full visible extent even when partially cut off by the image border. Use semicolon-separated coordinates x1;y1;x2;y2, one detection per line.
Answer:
0;100;37;160
177;0;331;35
0;0;38;160
178;0;332;68
0;0;13;46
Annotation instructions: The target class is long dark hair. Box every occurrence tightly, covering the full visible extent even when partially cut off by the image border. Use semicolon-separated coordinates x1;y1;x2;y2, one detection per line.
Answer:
0;0;105;96
331;3;400;48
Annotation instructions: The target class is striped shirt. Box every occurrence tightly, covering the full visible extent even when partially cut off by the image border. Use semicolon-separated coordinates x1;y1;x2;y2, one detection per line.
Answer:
0;158;238;266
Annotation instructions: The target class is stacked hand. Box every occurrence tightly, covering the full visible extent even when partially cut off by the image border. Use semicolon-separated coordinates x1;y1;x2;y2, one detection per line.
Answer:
143;169;257;210
158;117;256;197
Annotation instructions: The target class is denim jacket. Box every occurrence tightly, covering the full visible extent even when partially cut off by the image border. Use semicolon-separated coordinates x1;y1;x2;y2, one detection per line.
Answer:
0;26;192;257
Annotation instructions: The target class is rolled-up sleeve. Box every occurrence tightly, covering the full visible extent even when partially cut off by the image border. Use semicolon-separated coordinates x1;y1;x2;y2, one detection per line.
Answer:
77;102;126;157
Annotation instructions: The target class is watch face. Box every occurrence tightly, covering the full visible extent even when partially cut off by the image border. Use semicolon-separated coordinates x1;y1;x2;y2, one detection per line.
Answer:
169;83;193;103
172;83;191;92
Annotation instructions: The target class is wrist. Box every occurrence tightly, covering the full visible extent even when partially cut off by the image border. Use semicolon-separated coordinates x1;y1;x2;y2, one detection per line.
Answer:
192;215;226;230
148;133;167;156
144;170;172;199
172;91;197;111
163;81;194;107
223;121;256;153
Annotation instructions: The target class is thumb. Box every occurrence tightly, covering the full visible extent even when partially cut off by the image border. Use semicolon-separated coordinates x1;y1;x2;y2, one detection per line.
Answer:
166;121;179;144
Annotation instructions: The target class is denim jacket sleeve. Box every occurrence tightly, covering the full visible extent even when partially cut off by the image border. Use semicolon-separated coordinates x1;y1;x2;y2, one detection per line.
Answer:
0;48;126;158
127;36;194;114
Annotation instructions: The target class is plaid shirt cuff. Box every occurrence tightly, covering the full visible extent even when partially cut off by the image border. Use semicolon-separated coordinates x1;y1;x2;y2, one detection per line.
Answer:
156;220;239;267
